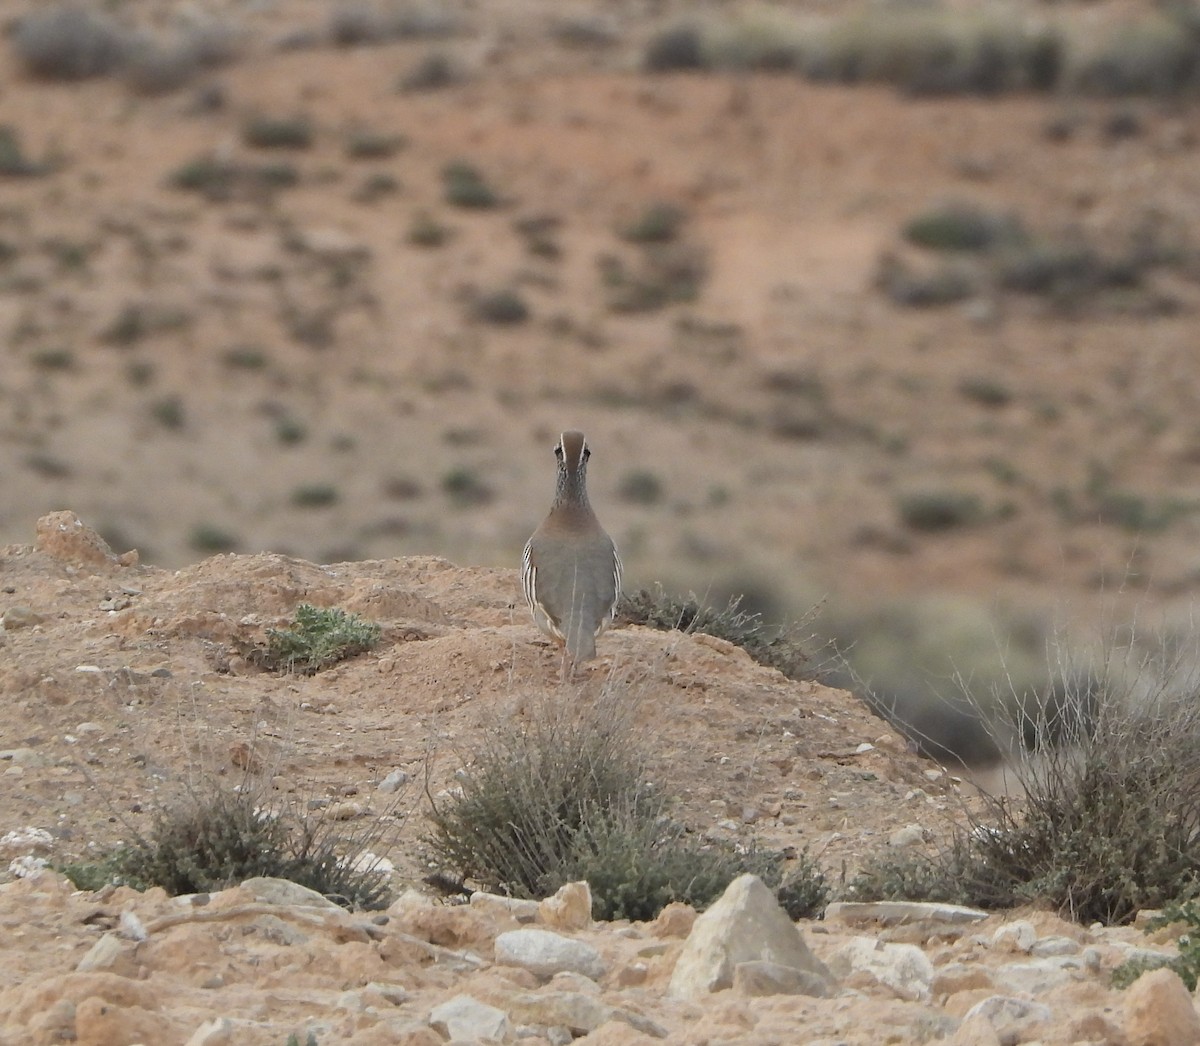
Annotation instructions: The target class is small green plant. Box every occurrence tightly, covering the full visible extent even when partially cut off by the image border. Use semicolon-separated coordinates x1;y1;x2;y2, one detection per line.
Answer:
291;483;339;508
442;161;499;208
407;211;452;247
896;490;984;531
190;523;239;554
643;25;706;71
617;469;664;505
903;203;1023;252
344;130;406;160
1113;902;1200;989
0;126;51;177
242;114;314;150
285;1033;320;1046
60;779;395;910
427;692;802;920
621;202;687;244
958;376;1013;407
617;585;811;681
150;395;186;430
441;467;494;506
30;347;74;371
275;416;308;446
261;603;381;674
399;51;459;91
223;345;270;370
471;289;529;325
352;172;400;204
13;6;131;81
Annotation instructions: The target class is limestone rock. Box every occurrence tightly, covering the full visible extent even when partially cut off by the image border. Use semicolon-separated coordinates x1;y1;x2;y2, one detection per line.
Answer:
990;920;1036;953
505;990;611;1034
75;934;134;974
428;994;511;1043
961;995;1052;1046
1124;968;1200;1046
540;881;593;931
185;1017;234;1046
471;891;541;923
828;936;935;1002
948;1010;1004;1046
733;959;833;997
495;929;605;980
667;874;833;1000
240;877;343;910
824;901;989;927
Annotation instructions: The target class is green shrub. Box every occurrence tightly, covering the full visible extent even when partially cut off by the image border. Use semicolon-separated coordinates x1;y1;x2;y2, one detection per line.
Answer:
1070;15;1200;97
399;51;460;92
0;126;51;178
223;345;270;370
621;202;687;244
291;483;339;508
407;211;452;247
259;603;381;674
958;376;1013;408
904;203;1023;252
471;289;529;325
427;693;813;919
150;395;186;430
1113;902;1200;989
344;131;406;160
643;25;706;72
617;469;664;505
442;161;499;208
896;490;984;531
617;585;811;681
13;6;131;80
441;466;494;506
60;781;395;910
190;523;239;554
243;115;314;150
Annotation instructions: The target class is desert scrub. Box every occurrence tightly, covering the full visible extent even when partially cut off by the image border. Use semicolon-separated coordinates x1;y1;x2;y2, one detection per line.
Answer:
854;648;1200;924
1112;902;1200;989
620;202;687;244
0;126;52;178
470;288;529;325
903;202;1024;253
427;692;821;919
60;780;396;909
441;161;499;208
12;6;132;80
617;585;811;681
242;115;314;150
190;523;239;554
258;603;381;674
896;489;984;531
291;483;339;508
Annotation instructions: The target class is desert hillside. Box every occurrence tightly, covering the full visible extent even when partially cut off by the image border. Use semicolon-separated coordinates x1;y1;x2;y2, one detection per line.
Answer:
5;0;1200;710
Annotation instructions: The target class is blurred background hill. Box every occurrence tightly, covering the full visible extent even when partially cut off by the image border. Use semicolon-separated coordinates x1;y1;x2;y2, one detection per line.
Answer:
5;0;1200;754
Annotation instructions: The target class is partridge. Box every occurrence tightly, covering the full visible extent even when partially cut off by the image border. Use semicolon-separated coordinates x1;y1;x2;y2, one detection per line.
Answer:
522;430;622;674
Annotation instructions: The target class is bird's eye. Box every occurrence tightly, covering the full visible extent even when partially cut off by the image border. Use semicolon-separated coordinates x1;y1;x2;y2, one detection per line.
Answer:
554;445;564;459
582;447;591;460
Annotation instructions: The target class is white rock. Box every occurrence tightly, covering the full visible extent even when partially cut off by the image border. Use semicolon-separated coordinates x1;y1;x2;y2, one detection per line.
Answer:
992;957;1083;996
828;936;935;1002
505;990;611;1034
991;920;1037;953
428;994;511;1043
824;901;988;926
378;768;410;793
667;874;832;1000
471;891;541;923
888;824;928;848
494;928;605;980
539;881;593;931
240;877;342;910
184;1017;233;1046
75;934;127;972
963;995;1052;1045
1030;934;1080;957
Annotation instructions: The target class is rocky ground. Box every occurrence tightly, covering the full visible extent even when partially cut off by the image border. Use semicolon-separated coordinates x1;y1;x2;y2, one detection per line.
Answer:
0;512;1197;1044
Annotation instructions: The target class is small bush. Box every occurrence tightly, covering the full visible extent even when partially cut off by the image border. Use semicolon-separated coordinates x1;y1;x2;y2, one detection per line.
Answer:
442;161;499;208
441;467;495;506
243;115;314;150
344;131;406;160
1113;902;1200;989
31;347;75;371
471;289;529;325
407;211;452;247
617;585;810;681
427;693;808;919
643;25;706;72
190;524;239;554
291;483;339;508
399;51;460;92
150;395;186;430
617;469;664;505
621;203;687;244
897;490;984;531
223;345;270;370
61;781;395;910
259;603;381;674
1069;15;1200;97
13;6;132;81
958;376;1013;408
0;127;51;178
903;203;1023;252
